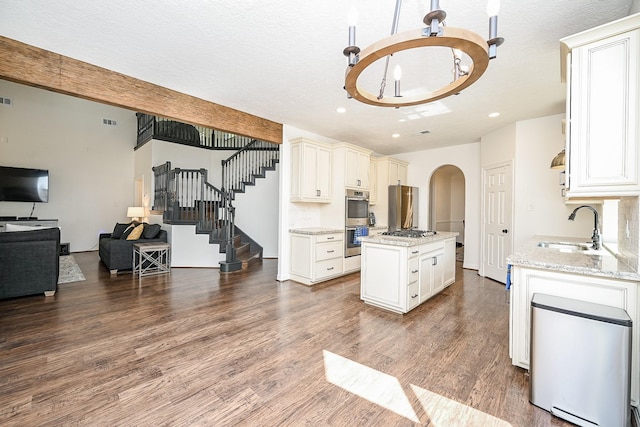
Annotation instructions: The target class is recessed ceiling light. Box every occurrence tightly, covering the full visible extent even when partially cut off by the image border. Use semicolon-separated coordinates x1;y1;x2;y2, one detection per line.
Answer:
392;133;400;138
336;107;346;113
488;112;500;118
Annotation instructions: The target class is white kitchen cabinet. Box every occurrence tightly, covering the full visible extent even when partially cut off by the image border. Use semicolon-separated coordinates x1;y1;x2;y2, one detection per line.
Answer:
419;242;444;302
369;159;378;205
509;265;639;406
333;143;371;190
290;138;332;203
443;238;456;286
561;15;640;198
345;147;370;189
375;157;408;188
361;237;453;314
289;231;344;285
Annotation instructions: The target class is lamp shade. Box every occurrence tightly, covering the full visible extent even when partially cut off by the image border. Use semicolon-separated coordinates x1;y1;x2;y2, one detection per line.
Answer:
550;149;566;169
127;206;145;218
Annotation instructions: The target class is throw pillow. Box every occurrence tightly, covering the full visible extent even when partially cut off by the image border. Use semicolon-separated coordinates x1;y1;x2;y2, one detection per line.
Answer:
112;223;131;239
120;223;137;239
126;224;144;240
142;223;161;239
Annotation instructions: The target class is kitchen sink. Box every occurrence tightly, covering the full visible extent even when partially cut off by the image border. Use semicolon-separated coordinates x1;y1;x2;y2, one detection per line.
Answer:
537;241;614;256
537;241;591;251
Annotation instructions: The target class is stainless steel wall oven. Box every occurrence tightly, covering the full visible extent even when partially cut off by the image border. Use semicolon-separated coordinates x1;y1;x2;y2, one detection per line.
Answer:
345;189;369;257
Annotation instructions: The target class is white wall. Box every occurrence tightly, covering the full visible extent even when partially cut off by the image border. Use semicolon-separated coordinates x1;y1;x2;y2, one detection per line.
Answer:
394;143;482;271
0;80;137;251
513;114;594;249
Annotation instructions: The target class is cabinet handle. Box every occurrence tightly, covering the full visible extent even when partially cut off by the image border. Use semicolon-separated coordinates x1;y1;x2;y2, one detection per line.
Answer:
411;269;419;274
357;179;361;186
411;250;419;255
432;257;438;266
327;250;335;253
316;189;321;196
411;294;418;298
327;267;334;271
326;236;335;240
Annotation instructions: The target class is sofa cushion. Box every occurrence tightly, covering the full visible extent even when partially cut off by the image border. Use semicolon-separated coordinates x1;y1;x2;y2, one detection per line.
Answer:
112;223;131;239
142;223;161;239
126;224;144;240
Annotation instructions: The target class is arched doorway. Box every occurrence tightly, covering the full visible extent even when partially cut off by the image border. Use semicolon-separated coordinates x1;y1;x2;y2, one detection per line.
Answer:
430;165;465;261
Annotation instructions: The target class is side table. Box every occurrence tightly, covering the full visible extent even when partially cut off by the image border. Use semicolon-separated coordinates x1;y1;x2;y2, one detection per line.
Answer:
133;242;171;278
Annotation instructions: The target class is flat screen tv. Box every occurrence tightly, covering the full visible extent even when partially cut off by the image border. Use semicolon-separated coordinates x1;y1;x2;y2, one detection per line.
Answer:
0;166;49;202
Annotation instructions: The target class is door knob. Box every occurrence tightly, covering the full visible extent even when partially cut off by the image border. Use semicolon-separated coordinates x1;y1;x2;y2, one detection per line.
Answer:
502;229;508;234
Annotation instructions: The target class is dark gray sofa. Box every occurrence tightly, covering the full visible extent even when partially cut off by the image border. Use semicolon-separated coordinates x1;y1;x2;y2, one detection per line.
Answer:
99;223;168;274
0;227;60;299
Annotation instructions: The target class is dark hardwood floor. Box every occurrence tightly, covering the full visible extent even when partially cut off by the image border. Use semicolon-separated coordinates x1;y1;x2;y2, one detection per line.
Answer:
0;252;575;426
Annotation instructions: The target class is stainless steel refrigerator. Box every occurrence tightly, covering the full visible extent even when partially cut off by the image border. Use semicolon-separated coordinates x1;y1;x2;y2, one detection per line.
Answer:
388;185;418;231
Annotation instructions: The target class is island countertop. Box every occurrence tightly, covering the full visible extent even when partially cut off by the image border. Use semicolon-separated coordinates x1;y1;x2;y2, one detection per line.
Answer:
360;231;458;247
506;235;640;281
289;227;343;235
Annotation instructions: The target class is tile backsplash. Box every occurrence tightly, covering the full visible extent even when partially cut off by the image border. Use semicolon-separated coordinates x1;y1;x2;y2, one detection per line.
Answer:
618;196;639;271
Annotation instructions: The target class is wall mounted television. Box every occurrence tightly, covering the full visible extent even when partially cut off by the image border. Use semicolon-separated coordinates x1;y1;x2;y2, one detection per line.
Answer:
0;166;49;202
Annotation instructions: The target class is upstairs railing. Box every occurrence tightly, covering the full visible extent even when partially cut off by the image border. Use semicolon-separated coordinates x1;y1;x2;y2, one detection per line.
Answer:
136;113;261;150
222;139;280;199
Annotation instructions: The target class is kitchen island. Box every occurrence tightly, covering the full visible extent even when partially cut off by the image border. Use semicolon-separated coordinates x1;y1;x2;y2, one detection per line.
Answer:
507;236;640;409
360;231;457;314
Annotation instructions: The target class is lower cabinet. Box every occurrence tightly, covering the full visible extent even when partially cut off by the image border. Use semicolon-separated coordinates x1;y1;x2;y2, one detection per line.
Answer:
444;238;456;286
361;238;454;314
289;232;344;285
509;265;640;406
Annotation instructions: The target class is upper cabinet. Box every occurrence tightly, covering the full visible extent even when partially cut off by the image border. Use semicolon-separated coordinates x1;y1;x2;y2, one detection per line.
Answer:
334;143;372;190
290;138;332;203
561;15;640;198
375;156;408;187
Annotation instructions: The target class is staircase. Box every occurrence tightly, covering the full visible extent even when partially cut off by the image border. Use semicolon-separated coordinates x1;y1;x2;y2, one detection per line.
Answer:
147;117;279;273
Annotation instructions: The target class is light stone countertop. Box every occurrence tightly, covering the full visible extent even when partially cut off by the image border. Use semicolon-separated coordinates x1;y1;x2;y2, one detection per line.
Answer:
289;227;344;235
507;235;640;281
360;231;458;247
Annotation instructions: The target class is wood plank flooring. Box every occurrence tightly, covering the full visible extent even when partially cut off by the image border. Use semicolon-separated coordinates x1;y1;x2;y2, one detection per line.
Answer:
0;252;575;426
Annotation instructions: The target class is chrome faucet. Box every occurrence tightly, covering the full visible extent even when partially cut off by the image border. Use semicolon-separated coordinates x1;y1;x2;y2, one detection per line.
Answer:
568;205;601;250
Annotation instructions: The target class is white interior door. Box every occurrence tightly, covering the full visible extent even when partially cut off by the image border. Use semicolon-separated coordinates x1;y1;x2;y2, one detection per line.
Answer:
482;163;513;283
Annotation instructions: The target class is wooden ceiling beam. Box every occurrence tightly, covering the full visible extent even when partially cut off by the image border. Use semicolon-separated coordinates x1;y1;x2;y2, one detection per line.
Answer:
0;36;282;144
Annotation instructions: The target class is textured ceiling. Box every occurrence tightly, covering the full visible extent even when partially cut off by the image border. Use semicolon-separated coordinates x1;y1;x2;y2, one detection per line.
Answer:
0;0;635;155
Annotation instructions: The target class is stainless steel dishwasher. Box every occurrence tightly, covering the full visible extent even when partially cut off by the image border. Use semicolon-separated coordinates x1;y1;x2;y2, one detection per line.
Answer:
529;293;632;427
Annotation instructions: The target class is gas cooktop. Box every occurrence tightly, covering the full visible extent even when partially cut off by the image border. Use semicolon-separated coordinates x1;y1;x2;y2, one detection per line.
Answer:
381;229;437;238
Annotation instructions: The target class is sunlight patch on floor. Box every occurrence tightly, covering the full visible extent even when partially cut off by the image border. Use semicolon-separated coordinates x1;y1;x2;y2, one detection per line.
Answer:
411;384;513;427
322;350;419;422
323;350;513;426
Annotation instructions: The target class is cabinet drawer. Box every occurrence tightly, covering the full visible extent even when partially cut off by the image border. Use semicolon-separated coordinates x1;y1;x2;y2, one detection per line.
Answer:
408;258;419;284
315;257;343;280
316;233;342;243
316;241;343;261
407;282;420;310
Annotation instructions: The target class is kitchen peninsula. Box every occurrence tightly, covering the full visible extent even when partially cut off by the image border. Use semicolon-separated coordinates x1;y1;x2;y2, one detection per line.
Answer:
507;236;640;408
360;231;457;314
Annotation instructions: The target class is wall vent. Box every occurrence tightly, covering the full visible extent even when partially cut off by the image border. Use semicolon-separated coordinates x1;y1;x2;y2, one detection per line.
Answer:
0;97;13;106
102;118;117;126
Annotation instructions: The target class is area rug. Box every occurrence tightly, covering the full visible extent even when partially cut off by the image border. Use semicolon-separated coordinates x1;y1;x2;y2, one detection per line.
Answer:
58;255;86;284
